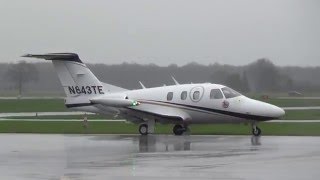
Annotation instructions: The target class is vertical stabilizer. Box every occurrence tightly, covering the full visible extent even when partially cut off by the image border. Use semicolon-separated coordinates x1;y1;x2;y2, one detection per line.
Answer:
22;53;127;100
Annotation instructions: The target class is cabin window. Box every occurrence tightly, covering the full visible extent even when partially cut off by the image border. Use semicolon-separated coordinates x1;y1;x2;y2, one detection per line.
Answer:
221;87;241;99
167;92;173;101
181;91;187;100
210;89;223;99
193;91;200;100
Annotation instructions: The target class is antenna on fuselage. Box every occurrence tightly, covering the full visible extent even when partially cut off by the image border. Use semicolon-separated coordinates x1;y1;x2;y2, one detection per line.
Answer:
139;81;146;89
171;76;180;85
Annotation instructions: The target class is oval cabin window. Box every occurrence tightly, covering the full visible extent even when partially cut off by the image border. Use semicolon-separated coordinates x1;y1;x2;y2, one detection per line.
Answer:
189;86;204;102
193;91;200;100
181;91;187;100
167;92;173;101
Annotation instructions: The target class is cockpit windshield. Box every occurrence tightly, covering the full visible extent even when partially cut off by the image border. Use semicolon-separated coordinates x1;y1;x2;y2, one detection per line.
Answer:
221;87;241;99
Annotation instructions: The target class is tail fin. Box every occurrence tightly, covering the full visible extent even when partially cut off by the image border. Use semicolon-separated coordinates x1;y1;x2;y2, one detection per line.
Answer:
22;53;126;98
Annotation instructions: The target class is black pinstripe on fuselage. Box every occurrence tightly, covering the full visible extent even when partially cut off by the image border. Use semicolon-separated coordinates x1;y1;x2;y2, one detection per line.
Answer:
65;99;275;121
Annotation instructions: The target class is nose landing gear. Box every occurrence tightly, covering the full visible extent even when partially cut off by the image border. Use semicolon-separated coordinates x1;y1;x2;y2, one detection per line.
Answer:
251;122;261;136
252;126;261;136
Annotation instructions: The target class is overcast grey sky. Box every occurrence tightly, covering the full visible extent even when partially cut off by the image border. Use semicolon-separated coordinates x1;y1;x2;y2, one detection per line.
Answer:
0;0;319;66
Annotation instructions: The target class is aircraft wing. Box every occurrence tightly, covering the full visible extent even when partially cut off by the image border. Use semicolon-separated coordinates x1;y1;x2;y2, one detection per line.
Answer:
90;96;191;123
124;103;191;124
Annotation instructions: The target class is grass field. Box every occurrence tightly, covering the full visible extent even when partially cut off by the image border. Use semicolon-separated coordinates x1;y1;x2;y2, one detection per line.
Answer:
0;121;319;136
282;109;320;120
0;99;66;113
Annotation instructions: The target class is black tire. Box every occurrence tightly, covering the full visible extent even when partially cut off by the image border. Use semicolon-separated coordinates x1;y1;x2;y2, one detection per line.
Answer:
139;124;148;135
252;127;262;136
173;124;184;136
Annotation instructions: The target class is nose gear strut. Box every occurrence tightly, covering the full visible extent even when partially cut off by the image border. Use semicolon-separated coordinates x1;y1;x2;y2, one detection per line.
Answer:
251;121;261;136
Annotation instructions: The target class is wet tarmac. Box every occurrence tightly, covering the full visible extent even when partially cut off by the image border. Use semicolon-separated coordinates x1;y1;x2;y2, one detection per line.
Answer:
0;134;319;180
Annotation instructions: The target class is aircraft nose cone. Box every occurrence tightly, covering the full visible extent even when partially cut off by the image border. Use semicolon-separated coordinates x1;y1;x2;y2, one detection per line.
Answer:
272;106;285;118
244;97;285;120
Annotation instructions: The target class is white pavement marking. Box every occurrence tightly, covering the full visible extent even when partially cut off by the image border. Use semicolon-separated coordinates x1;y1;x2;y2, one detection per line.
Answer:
0;119;126;122
282;106;320;110
268;120;320;123
0;112;94;118
0;97;64;99
278;97;320;99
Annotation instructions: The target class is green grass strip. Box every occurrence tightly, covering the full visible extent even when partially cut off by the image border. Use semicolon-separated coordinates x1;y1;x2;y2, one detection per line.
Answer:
0;99;67;113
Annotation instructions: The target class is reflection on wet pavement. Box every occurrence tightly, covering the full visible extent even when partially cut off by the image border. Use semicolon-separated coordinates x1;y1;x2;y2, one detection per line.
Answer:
0;134;319;180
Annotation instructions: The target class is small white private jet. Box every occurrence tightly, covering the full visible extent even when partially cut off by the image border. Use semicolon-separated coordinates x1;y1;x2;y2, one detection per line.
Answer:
23;53;285;136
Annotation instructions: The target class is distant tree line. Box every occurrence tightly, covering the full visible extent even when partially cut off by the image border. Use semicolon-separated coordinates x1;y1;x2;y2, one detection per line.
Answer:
1;58;320;96
4;61;38;97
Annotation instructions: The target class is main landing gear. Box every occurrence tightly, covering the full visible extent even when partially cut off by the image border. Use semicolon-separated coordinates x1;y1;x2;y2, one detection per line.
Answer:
173;124;189;136
251;122;261;136
139;120;155;135
139;124;148;135
139;123;190;136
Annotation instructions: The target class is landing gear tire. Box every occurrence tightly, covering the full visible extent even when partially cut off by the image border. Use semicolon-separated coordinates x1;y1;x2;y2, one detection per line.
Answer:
252;126;261;136
139;124;148;135
173;124;186;136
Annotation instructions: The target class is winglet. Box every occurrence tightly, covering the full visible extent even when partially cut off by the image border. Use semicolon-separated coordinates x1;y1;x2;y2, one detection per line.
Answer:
139;81;146;89
171;76;180;85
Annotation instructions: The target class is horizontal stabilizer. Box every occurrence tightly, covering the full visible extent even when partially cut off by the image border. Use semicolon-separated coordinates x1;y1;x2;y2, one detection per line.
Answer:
22;53;83;63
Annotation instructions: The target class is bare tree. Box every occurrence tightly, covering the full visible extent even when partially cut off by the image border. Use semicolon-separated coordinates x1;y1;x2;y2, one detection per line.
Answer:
5;61;38;97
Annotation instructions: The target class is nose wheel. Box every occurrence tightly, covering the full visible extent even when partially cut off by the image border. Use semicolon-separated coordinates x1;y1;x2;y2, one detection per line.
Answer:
252;127;261;136
251;122;261;136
